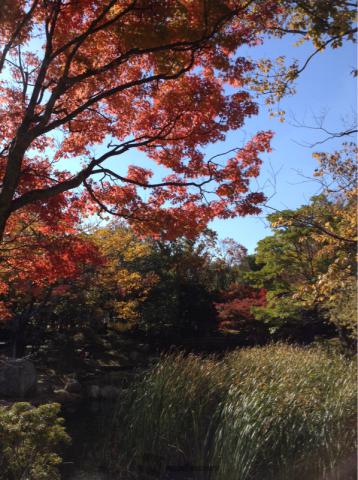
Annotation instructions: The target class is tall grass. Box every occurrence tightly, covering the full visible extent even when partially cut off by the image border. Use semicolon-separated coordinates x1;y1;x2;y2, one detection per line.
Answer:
114;344;356;479
215;346;356;480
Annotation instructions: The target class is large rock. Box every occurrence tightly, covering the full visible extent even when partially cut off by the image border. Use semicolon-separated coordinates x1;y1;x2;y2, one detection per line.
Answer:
0;357;37;398
53;388;82;405
65;379;82;394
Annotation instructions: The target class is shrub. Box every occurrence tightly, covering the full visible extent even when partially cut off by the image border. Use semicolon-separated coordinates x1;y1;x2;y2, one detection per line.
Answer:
0;402;70;480
115;344;356;479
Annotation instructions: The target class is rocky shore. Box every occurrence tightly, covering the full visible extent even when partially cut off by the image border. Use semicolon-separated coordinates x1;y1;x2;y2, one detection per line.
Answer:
0;336;156;410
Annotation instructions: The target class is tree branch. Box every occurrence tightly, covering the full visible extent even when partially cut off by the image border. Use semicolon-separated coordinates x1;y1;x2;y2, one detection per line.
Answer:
0;0;39;73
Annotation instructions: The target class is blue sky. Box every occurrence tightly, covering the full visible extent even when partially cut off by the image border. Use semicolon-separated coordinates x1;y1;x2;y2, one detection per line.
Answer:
99;37;356;252
209;37;357;252
50;34;356;251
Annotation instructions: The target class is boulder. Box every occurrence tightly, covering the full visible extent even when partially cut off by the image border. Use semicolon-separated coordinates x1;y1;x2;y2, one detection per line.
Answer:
53;388;82;404
65;379;82;394
0;357;37;398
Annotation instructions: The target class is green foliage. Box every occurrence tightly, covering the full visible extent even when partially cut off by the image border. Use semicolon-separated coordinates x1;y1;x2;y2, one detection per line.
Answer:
135;234;221;338
115;345;357;479
280;0;357;49
327;278;357;347
249;0;357;110
245;207;330;339
0;402;70;480
246;145;357;346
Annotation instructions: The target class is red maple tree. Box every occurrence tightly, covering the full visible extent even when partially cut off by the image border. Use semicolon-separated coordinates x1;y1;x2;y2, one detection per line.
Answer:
0;1;281;234
0;1;283;313
216;283;267;333
0;195;101;317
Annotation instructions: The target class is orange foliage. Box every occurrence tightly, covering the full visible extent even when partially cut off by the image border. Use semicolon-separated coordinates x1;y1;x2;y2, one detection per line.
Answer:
0;1;282;308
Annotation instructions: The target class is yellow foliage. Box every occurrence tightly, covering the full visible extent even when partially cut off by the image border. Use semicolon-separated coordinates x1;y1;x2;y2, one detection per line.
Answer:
91;224;159;329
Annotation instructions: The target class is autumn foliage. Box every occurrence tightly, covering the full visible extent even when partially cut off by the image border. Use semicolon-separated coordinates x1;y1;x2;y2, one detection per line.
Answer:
0;1;356;347
0;200;101;318
0;1;279;238
216;283;266;334
0;0;288;313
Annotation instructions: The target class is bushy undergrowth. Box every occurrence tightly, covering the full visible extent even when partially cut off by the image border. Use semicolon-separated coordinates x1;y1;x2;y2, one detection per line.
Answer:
0;402;70;480
115;344;356;479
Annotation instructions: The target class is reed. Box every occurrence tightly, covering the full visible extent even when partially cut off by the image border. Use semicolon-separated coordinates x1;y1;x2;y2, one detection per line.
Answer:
115;344;356;479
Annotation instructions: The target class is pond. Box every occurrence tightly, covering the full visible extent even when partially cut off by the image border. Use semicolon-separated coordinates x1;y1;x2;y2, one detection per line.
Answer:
61;400;197;480
61;401;118;480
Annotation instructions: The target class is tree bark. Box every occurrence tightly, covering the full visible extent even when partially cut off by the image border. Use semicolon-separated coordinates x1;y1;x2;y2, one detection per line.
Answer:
0;136;33;240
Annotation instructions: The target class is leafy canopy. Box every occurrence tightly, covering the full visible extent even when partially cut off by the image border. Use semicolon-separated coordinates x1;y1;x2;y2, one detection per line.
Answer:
0;0;355;316
247;144;357;343
0;0;279;314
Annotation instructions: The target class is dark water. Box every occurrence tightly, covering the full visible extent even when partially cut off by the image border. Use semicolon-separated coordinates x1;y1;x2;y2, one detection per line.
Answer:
61;401;118;480
61;401;196;480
